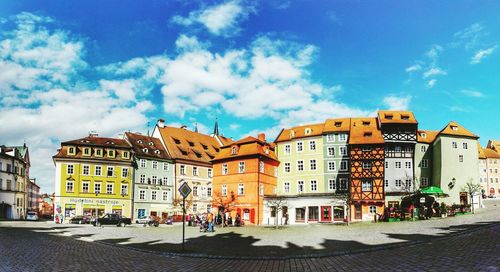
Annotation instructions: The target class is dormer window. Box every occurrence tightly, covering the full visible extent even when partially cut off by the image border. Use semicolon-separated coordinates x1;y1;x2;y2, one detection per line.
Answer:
201;144;208;150
106;141;115;145
305;128;311;135
172;138;181;144
68;146;76;155
334;122;342;127
421;133;427;138
362;121;370;126
143;148;148;153
122;151;130;159
451;125;458;131
290;130;295;138
149;142;154;146
401;115;409;120
83;147;91;156
385;114;393;119
155;150;160;155
107;149;115;157
137;140;143;144
363;132;372;137
188;141;195;147
95;148;102;157
231;146;237;155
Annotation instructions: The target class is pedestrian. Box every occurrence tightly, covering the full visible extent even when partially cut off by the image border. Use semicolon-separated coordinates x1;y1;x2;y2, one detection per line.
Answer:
207;212;214;232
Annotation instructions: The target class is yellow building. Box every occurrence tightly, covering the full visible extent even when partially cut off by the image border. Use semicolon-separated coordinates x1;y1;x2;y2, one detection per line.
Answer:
53;134;134;220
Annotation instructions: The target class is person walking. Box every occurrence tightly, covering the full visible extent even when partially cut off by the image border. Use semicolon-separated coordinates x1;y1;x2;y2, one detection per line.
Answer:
207;212;214;232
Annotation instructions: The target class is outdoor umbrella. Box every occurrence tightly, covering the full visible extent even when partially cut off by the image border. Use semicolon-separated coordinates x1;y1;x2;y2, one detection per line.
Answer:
419;186;449;197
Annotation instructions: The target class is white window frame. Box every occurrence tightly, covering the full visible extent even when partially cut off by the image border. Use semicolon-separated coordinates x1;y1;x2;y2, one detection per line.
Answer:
328;146;335;157
82;165;90;175
339;134;347;142
82;182;89;193
163;163;169;171
363;162;371;169
122;168;129;178
140;174;145;183
452;142;457;149
328;179;335;191
106;183;113;194
340;161;348;171
309;140;316;151
152;161;158;169
284;162;291;173
193;166;198;176
222;184;227;196
362;180;372;192
422;159;429;168
238;162;245;173
163;191;169;201
297;160;304;171
140;159;147;168
395;162;401;169
94;183;101;194
121;184;128;195
298;181;304;193
327;134;335;142
222;164;228;175
310;180;317;192
67;164;74;175
328;161;336;171
180;165;186;175
151;190;157;200
95;165;102;176
259;161;265;173
405;161;411;169
66;181;74;192
208;168;213;178
340;146;347;156
238;183;244;195
284;182;290;193
139;190;145;200
284;144;291;155
296;141;303;152
309;159;317;171
106;166;114;177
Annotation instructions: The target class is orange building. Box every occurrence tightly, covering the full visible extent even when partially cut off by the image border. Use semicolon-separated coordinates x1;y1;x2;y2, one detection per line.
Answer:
211;133;279;225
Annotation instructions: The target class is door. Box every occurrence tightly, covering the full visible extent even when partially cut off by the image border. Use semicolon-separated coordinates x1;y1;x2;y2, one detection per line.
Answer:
150;211;157;216
321;206;331;222
333;206;344;221
460;192;468;205
354;203;362;219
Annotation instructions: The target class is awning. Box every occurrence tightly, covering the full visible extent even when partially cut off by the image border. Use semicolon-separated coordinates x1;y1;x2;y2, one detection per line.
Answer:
112;205;123;210
83;204;105;209
419;186;449;197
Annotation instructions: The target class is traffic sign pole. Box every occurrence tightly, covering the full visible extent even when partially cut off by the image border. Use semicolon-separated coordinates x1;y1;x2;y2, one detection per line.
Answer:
182;197;185;251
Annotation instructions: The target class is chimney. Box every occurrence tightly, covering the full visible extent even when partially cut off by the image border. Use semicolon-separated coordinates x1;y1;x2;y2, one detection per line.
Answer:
89;131;98;137
157;119;165;128
258;133;266;142
180;125;187;130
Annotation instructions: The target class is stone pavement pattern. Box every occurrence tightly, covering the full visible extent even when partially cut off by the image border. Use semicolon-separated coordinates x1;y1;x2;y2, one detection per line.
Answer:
0;220;499;271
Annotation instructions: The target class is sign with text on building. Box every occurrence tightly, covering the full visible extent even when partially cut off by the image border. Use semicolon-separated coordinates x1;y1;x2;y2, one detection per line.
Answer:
178;182;192;199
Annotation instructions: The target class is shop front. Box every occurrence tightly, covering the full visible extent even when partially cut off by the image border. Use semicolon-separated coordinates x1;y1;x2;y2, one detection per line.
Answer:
55;197;132;220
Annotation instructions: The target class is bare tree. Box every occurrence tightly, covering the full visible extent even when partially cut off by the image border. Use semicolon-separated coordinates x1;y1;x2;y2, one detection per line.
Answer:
212;191;238;214
173;196;193;211
462;179;482;214
266;196;288;229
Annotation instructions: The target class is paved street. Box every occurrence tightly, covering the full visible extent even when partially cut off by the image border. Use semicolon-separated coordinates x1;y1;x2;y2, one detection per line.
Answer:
1;199;499;271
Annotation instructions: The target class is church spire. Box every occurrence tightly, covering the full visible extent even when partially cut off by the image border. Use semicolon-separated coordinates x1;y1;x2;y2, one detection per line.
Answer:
194;122;198;133
213;118;219;136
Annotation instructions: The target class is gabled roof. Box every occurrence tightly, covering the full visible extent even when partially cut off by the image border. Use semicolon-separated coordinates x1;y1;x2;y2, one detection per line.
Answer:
124;132;172;161
217;135;234;146
349;118;384;144
323;118;351;133
377;110;418;124
483;148;500;159
275;123;324;143
478;143;487;159
438;121;479;139
62;136;131;148
417;130;439;144
156;126;222;164
213;135;278;162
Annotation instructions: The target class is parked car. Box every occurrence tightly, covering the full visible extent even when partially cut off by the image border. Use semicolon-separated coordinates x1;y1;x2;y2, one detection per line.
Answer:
69;216;90;224
135;216;150;224
92;213;131;227
26;211;39;221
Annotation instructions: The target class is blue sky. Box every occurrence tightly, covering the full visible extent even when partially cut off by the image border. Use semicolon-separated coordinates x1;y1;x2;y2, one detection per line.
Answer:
1;1;499;192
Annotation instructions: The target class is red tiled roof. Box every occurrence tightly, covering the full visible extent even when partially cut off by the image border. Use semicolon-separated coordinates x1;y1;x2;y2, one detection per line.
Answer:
275;123;324;143
323;118;351;133
349;118;384;144
377;111;418;124
125;132;172;161
213;135;278;162
417;130;439;144
439;121;479;139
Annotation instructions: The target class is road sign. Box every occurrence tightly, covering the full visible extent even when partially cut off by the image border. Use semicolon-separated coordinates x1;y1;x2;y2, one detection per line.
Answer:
178;182;192;198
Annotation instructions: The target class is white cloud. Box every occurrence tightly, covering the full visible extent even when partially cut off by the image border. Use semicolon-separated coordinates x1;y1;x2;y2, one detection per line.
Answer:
171;1;254;36
425;44;443;62
405;64;421;73
449;106;468;112
382;95;411;110
229;124;241;130
460;89;484;98
470;46;496;64
427;79;437;88
423;67;447;78
453;23;487;50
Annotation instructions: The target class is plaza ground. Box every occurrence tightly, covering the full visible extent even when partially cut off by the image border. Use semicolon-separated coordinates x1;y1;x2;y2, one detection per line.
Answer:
0;199;499;271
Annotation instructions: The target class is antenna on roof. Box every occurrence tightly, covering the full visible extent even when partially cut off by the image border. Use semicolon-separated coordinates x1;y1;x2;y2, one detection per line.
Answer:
147;121;150;137
213;117;219;136
194;122;198;133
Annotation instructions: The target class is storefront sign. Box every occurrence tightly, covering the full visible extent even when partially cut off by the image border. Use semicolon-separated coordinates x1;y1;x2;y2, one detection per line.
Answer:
68;198;120;205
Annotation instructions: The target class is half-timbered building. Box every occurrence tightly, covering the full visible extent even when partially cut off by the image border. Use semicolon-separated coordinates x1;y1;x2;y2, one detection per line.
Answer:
349;118;385;222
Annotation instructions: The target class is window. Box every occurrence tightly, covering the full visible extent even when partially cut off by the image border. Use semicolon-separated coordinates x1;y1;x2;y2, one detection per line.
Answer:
363;147;372;152
339;134;347;142
238;162;245;173
340;161;348;171
208;169;213;178
328;179;335;191
298;181;304;193
369;206;377;214
340;178;348;190
309;140;316;151
259;161;265;173
163;163;169;171
238;183;244;195
421;146;426;152
83;147;90;156
459;155;463;162
121;184;128;195
296;208;306;221
82;182;89;193
108;149;115;157
309;159;317;170
163;191;169;201
327;134;335;142
328;147;335;156
193;167;198;176
259;184;263;196
421;177;428;187
140;159;146;168
222;164;228;175
67;164;74;175
452;142;458;149
340;146;347;156
122;168;129;178
106;166;114;177
122;151;129;159
140;174;145;183
297;142;303;152
297;160;304;171
406;179;412;187
208;187;212;196
284;182;290;193
152;176;158;185
385;180;389;187
395;162;401;169
310;180;317;191
231;146;237;155
385;161;389;168
139;190;145;200
68;146;76;155
284;162;291;173
82;165;90;175
328;161;336;171
405;162;411;169
395;179;402;187
363;162;371;169
395;146;401;152
94;183;101;194
95;149;102;157
308;206;319;221
193;186;198;196
151;191;157;200
222;185;227;196
192;204;198;213
284;144;291;155
152;161;158;169
180;165;186;175
362;180;372;192
162;177;168;186
422;159;429;168
66;181;74;192
106;183;113;194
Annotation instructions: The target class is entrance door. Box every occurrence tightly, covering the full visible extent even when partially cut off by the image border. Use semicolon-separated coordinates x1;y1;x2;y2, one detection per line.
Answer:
460;192;468;205
321;206;331;222
354;203;362;219
333;206;344;221
150;211;157;216
490;187;495;196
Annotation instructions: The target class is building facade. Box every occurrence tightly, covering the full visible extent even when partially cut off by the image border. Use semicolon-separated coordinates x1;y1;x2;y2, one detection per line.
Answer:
212;134;279;225
414;130;438;191
377;111;418;207
432;122;480;206
27;179;40;213
53;135;134;220
349;118;385;222
483;140;500;197
125;132;175;220
0;145;30;219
